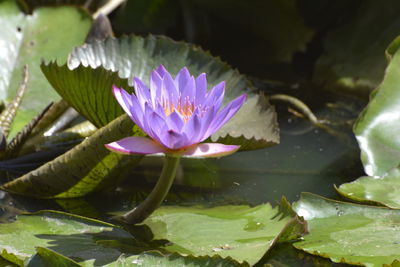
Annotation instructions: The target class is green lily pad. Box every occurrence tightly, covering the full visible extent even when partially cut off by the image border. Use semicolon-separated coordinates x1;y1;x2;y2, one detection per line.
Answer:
293;193;400;267
337;168;400;209
0;0;91;138
105;252;248;267
0;210;145;267
33;247;247;267
313;0;400;96
41;35;279;150
353;35;400;177
1;115;142;198
141;199;306;265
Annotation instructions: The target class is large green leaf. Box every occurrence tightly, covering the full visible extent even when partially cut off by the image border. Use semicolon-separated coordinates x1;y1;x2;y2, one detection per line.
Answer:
0;114;142;198
140;199;306;265
104;252;248;267
353;35;400;177
0;210;137;266
337;168;400;209
34;248;247;267
293;193;400;267
41;35;279;150
0;0;92;138
312;0;400;96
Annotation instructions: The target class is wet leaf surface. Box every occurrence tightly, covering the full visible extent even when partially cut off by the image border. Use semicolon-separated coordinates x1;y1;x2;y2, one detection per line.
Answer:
293;193;400;267
140;199;306;266
337;168;400;209
353;35;400;177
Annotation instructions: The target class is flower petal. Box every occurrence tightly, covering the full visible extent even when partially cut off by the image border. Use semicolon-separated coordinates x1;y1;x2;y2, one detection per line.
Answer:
113;86;145;129
150;70;162;106
155;64;168;77
166;111;185;132
133;77;151;109
181;75;196;102
105;136;169;155
206;94;247;137
195;73;207;105
174;67;190;90
182;113;202;143
158;129;188;149
162;71;179;105
112;85;133;116
180;143;240;158
204;81;225;111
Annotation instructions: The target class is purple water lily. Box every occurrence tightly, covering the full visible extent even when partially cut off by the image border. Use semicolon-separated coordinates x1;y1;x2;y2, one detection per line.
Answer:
106;65;246;158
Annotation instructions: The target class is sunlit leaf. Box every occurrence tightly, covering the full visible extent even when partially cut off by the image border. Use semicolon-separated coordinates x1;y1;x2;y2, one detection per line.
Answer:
106;251;248;267
293;193;400;267
1;115;142;198
0;0;92;138
0;210;159;267
141;198;306;265
41;35;279;150
353;35;400;176
337;167;400;209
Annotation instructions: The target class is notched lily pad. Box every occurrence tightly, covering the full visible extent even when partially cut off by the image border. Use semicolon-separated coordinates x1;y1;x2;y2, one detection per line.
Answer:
1;114;142;198
41;35;279;150
140;197;306;265
337;167;400;209
293;193;400;267
0;210;153;267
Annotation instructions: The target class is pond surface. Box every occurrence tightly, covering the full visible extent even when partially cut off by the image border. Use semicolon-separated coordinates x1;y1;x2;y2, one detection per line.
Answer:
0;90;366;266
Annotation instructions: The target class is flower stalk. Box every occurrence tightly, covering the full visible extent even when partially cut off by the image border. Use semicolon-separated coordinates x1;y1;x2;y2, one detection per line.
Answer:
115;155;180;224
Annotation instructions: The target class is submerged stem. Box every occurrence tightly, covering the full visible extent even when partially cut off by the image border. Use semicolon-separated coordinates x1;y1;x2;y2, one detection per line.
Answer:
115;155;180;225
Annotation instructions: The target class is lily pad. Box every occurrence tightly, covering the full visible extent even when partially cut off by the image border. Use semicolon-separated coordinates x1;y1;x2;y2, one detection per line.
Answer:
0;0;92;138
105;252;248;267
353;35;400;177
32;247;247;267
141;199;306;265
1;115;142;198
41;35;279;150
0;210;144;266
293;193;400;267
337;168;400;209
313;0;400;96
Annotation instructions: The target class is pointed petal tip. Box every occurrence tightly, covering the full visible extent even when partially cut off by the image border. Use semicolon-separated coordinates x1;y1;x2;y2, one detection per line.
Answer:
105;136;169;155
180;143;240;158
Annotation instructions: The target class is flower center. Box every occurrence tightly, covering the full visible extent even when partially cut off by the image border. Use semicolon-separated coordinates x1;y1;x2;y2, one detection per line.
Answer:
162;96;194;122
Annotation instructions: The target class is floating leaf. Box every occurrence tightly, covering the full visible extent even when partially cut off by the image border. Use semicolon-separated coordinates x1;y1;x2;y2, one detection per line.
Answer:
0;210;160;267
140;198;306;265
41;35;279;150
312;0;400;96
293;193;400;267
337;168;400;209
353;35;400;176
107;252;248;267
1;115;142;198
0;0;92;138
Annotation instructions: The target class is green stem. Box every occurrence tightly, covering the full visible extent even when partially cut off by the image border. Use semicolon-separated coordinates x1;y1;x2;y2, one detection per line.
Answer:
117;155;180;225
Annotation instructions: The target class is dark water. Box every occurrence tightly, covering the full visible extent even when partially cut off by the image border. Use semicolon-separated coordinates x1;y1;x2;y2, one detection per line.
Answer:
0;91;365;266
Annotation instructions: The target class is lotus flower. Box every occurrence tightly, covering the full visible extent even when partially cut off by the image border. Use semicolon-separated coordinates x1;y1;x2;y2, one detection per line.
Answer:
105;65;246;158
